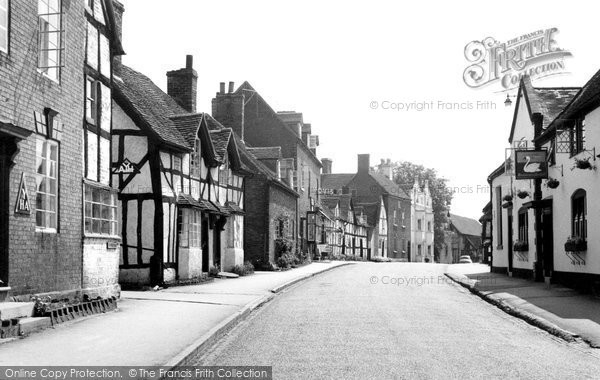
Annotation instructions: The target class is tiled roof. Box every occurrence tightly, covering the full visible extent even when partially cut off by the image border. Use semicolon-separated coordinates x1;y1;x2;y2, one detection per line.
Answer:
369;171;410;199
170;113;204;146
210;129;232;162
449;213;482;237
540;68;600;141
114;65;190;150
322;194;353;221
320;198;339;210
246;147;281;160
321;174;355;191
528;85;580;129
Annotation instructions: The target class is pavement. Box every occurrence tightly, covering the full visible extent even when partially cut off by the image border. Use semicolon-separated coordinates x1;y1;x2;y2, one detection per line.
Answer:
446;263;600;348
0;261;350;366
194;262;600;379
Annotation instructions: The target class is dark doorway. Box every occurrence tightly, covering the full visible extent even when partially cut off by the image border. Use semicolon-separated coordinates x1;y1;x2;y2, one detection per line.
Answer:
213;226;221;268
542;205;554;277
0;138;9;286
507;209;513;273
201;218;209;271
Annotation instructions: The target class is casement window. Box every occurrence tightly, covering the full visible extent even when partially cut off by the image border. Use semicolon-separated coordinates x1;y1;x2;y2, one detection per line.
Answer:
0;0;8;53
570;118;586;156
38;0;62;81
427;245;432;255
179;209;201;248
86;0;105;25
36;138;58;231
572;189;587;240
219;163;229;186
417;219;422;231
518;208;528;242
427;221;432;232
85;78;99;125
418;244;422;255
190;139;201;179
275;218;286;239
85;77;111;184
84;184;117;236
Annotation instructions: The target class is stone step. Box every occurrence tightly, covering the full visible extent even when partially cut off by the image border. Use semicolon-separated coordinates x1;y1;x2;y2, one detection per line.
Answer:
0;302;35;321
0;287;10;302
18;317;52;336
218;272;240;279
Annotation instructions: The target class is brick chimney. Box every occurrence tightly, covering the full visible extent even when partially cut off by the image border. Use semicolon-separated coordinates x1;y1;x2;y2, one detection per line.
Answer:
357;154;370;174
322;158;332;174
377;158;393;179
212;82;245;141
167;55;198;113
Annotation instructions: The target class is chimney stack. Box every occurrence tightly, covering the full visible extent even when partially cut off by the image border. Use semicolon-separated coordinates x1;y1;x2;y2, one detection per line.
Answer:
357;154;370;174
166;55;198;113
109;0;125;75
322;158;333;174
212;82;246;142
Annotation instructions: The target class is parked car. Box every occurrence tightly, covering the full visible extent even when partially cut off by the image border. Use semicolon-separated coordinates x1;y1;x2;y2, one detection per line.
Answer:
458;255;473;264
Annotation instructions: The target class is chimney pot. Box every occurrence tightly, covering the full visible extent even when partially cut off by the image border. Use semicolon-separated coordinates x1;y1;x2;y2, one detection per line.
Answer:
186;55;193;69
228;82;235;93
219;82;226;94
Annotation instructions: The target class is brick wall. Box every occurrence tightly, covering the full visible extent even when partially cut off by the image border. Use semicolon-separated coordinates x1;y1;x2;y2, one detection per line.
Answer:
243;175;269;264
0;0;86;296
268;184;297;262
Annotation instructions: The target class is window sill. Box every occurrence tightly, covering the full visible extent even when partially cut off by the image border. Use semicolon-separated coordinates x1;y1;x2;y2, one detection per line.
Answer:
36;228;57;234
83;233;121;241
37;69;60;85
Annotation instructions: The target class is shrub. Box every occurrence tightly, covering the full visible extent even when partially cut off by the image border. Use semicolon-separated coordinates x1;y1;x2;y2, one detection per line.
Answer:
208;265;220;277
277;253;295;269
275;238;294;256
244;261;255;274
232;264;247;276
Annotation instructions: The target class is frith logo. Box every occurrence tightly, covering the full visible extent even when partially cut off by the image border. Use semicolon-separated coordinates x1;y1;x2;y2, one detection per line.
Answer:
463;28;572;90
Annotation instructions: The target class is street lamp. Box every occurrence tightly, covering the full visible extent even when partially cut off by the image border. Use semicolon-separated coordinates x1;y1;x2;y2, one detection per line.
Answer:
504;94;518;107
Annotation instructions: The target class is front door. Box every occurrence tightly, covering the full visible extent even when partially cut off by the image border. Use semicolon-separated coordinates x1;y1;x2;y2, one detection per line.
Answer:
0;138;10;286
201;218;209;271
507;209;513;273
542;205;554;277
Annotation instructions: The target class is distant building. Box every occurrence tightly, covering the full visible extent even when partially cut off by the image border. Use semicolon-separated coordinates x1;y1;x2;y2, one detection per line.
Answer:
408;179;435;263
212;83;322;257
440;214;482;264
321;154;411;260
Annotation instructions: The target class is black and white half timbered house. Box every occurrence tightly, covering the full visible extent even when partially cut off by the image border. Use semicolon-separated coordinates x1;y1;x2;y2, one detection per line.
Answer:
111;57;247;287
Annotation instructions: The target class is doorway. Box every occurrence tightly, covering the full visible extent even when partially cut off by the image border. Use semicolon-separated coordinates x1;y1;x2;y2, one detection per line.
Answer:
541;205;554;277
201;218;209;271
507;209;513;273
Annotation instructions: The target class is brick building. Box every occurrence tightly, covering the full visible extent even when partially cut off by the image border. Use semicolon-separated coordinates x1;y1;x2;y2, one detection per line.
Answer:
212;83;322;256
239;143;298;266
0;0;123;300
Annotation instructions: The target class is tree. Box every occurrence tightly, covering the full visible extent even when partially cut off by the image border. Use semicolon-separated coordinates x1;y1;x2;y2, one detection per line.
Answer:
391;162;453;259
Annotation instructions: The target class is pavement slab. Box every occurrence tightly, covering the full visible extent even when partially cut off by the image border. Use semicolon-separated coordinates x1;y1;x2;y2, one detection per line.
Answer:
0;261;349;366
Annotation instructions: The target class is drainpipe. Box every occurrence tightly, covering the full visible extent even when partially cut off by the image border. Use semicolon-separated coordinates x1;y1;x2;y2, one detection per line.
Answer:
532;113;544;282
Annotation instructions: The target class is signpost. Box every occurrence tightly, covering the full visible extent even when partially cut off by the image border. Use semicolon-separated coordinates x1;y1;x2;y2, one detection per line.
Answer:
515;149;548;180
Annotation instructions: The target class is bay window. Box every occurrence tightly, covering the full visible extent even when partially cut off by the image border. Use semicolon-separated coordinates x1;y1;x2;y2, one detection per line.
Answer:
518;208;528;242
179;209;201;248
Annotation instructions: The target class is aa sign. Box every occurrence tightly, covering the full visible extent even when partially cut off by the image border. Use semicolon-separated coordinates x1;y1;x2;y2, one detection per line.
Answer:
515;150;548;180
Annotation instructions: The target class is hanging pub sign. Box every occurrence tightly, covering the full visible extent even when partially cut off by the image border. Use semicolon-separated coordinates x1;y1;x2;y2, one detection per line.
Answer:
515;149;548;180
15;173;31;215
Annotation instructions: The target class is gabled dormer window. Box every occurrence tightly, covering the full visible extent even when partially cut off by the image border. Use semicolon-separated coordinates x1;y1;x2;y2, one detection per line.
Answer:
0;0;8;53
38;0;63;82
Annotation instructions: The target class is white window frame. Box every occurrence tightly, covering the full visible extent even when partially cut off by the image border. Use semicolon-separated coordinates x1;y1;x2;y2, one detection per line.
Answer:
35;138;59;232
190;139;201;179
38;0;63;82
85;77;98;125
84;183;118;237
0;0;8;53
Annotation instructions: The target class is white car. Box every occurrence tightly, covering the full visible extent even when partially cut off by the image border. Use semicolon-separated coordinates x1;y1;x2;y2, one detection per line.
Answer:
458;255;473;264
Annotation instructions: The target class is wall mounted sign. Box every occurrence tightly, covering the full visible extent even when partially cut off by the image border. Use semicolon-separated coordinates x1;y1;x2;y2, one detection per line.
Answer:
515;149;548;180
113;158;139;174
14;173;31;215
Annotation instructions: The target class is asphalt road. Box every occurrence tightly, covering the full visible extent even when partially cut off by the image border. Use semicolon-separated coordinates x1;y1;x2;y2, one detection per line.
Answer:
191;263;600;379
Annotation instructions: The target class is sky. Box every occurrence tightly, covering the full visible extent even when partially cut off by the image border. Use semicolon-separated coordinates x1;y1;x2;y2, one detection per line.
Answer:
119;0;600;220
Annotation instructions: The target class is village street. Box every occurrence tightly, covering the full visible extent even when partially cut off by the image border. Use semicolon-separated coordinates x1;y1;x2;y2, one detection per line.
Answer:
193;263;600;379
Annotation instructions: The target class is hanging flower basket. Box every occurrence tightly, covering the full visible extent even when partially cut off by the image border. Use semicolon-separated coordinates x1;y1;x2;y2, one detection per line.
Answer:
517;190;529;199
573;157;593;170
564;236;587;252
546;178;560;189
503;194;513;202
513;240;529;252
